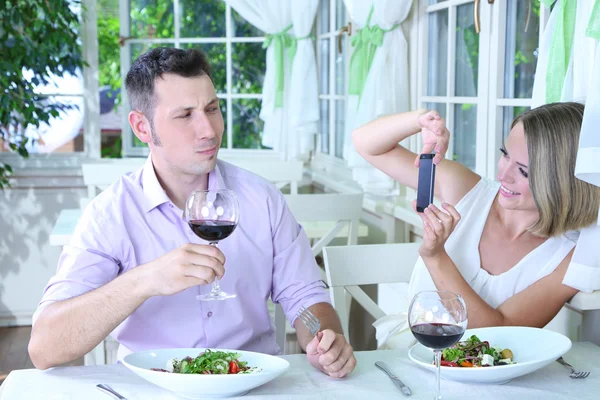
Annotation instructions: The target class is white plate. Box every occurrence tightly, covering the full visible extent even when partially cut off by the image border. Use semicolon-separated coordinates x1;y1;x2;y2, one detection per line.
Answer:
123;348;290;398
408;326;572;384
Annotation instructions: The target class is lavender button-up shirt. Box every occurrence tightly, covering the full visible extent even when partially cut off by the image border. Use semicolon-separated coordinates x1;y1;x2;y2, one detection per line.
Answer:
34;156;329;357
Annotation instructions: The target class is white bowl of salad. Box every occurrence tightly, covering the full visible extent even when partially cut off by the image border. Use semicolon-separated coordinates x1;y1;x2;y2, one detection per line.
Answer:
123;348;290;398
408;326;572;384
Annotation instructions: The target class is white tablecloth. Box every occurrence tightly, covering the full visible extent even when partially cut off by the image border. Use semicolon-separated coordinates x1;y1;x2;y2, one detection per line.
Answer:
1;343;598;400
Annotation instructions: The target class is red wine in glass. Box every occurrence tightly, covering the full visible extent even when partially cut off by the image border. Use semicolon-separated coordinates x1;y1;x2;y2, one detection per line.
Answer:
185;189;240;301
188;220;237;241
411;323;464;350
408;291;467;400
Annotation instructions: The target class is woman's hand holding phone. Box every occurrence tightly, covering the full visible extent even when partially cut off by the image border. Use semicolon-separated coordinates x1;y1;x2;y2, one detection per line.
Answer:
415;202;461;259
415;110;450;167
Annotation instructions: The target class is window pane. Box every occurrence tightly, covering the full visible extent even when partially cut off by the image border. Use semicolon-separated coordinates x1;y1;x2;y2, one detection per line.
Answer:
129;0;174;38
181;43;226;93
504;0;539;98
179;0;225;38
320;99;329;153
452;104;477;170
100;86;123;158
232;43;266;94
502;106;530;141
427;10;448;96
319;0;330;34
220;101;228;149
336;36;346;95
232;9;263;37
232;99;264;149
455;3;479;97
425;102;447;119
131;43;175;63
336;0;346;30
335;100;345;158
98;1;122;158
319;39;330;94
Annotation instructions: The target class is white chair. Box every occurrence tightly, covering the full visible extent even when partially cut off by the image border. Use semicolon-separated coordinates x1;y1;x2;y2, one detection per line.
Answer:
323;242;600;345
323;243;420;343
284;193;366;257
272;192;366;353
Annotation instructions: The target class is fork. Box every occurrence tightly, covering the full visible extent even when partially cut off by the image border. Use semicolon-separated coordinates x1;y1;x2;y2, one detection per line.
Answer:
556;357;591;379
296;305;321;336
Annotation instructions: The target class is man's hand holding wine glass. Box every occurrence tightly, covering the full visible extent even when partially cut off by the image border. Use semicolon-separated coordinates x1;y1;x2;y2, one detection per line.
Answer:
137;243;226;297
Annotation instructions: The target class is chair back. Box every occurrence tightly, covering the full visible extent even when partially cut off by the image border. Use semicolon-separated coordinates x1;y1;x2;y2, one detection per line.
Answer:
323;242;421;342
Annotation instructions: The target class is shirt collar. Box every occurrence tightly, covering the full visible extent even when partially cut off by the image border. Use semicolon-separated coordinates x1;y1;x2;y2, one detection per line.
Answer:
142;155;227;213
141;154;171;213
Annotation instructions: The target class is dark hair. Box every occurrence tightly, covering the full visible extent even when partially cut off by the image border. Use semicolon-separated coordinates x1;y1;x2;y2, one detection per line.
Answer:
511;102;600;237
125;47;212;122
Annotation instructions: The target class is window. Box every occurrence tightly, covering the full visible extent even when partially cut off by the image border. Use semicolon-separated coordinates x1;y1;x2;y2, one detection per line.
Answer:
316;0;348;160
119;0;268;157
419;0;547;179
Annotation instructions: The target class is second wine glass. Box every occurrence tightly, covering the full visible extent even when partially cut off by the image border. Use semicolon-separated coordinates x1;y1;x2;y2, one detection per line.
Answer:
185;189;239;301
409;290;467;400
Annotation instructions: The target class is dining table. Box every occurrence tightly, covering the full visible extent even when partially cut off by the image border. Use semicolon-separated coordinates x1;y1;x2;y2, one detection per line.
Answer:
1;343;598;400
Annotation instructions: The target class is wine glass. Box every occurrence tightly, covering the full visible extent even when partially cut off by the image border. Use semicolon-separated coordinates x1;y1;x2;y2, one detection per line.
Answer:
408;291;467;400
185;189;240;301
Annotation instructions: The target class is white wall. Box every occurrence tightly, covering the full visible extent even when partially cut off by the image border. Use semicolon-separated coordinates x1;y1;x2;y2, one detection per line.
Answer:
0;168;86;326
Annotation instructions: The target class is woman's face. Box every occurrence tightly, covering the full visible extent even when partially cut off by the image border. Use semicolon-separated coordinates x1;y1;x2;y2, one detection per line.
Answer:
496;122;537;212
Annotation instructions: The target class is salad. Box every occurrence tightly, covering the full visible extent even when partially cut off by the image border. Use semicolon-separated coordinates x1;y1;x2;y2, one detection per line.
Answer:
440;335;516;367
150;350;258;375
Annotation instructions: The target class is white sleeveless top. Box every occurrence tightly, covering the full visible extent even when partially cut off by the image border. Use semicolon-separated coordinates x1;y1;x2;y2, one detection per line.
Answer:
407;177;578;308
373;178;580;349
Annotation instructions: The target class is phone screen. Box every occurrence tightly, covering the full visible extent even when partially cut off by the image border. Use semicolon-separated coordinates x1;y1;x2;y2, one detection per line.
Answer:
416;154;436;213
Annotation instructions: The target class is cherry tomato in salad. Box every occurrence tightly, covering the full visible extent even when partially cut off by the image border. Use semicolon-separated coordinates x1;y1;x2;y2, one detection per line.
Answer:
440;360;459;367
229;361;240;374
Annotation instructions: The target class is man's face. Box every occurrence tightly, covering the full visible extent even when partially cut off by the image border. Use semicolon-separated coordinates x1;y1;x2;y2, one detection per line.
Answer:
147;73;224;177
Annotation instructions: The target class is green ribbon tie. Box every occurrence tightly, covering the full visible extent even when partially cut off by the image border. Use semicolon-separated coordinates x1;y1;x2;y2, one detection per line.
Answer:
263;24;294;108
542;0;577;103
348;5;399;102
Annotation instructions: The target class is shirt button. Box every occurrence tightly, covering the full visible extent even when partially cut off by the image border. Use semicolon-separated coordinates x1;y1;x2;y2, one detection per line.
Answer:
207;311;213;317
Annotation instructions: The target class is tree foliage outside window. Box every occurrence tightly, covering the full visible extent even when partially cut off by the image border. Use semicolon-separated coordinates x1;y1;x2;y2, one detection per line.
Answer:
0;0;84;188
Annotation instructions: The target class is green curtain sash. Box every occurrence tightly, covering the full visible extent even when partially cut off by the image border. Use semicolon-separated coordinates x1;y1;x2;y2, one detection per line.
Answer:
263;25;315;107
543;0;577;103
586;0;600;39
348;5;400;102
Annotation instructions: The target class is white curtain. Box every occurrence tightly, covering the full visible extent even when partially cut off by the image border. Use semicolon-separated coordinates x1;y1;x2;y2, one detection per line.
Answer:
342;0;413;193
532;0;600;192
532;0;600;292
288;0;319;159
225;0;318;159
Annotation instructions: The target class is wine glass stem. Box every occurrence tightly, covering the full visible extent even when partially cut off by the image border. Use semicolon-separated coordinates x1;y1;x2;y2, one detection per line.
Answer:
209;242;221;292
434;349;442;400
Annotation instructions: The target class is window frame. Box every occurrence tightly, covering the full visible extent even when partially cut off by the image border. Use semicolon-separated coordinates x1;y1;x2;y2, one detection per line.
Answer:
0;1;101;169
314;0;350;167
119;0;275;158
417;0;550;181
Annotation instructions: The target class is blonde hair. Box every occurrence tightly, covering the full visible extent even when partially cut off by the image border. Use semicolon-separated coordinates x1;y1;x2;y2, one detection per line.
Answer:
512;102;600;237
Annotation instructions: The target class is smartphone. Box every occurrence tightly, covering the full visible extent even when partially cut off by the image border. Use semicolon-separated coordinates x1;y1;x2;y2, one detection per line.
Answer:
416;154;436;213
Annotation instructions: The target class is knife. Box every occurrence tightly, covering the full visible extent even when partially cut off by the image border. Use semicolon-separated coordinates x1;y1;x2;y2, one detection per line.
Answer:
96;384;128;400
375;361;412;396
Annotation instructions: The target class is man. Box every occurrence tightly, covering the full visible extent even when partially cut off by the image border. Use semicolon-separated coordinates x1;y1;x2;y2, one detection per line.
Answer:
29;48;356;378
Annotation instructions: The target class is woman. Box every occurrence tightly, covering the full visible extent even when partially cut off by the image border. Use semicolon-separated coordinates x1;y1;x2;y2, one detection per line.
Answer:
353;102;600;337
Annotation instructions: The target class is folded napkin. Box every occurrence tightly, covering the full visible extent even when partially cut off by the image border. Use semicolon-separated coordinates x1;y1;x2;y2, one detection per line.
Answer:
372;311;416;350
